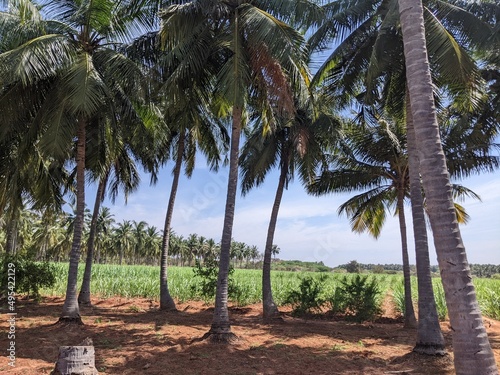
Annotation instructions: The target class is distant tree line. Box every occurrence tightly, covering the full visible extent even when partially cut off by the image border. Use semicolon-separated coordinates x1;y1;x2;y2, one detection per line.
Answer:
338;260;500;278
0;206;263;268
272;260;332;273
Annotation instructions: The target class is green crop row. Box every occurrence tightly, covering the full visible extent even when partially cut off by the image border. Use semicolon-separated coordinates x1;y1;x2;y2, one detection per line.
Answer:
40;263;500;320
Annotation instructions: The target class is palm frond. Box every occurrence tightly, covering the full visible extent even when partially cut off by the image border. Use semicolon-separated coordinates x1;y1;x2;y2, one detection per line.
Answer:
338;187;393;238
0;34;76;86
450;184;481;203
424;7;483;112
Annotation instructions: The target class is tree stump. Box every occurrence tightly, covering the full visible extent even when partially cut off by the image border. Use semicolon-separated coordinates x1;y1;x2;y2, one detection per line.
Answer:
52;338;98;375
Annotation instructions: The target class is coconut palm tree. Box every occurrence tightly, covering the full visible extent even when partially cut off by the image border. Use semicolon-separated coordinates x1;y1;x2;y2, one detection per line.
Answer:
204;238;220;263
311;120;418;328
308;117;491;322
0;0;158;323
0;138;68;255
0;82;69;255
157;96;229;310
160;0;312;342
240;97;341;320
248;245;259;268
114;220;134;265
169;233;186;266
31;210;67;260
143;226;161;265
309;0;495;353
131;220;148;264
126;26;230;310
0;2;68;239
78;125;144;305
94;207;115;264
398;0;498;372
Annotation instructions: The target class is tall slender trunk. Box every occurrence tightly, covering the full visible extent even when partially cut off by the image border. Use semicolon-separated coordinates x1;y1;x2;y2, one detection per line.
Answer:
60;118;86;324
78;172;108;306
206;105;242;343
5;207;19;255
160;132;186;311
396;188;417;328
398;1;497;373
262;156;288;320
96;244;101;265
406;93;446;355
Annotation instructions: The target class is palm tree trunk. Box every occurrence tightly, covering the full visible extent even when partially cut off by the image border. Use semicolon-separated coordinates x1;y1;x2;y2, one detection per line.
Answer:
5;207;19;254
396;188;417;328
78;172;108;306
398;1;497;372
160;132;186;311
406;91;446;355
206;105;242;343
262;158;288;321
96;244;101;265
60;118;86;324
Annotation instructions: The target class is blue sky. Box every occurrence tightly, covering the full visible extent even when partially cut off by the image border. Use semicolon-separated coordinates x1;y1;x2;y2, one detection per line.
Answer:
93;159;500;268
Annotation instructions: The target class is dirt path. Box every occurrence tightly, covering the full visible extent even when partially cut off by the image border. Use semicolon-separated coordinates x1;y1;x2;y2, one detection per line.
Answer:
1;297;499;374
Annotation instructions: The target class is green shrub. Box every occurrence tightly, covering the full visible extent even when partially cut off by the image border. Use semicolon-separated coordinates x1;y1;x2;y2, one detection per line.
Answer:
284;275;327;316
191;259;240;302
326;284;345;315
1;255;56;299
332;275;382;322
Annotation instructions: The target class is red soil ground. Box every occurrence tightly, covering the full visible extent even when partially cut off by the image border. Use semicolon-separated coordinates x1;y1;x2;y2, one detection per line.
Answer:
1;296;499;374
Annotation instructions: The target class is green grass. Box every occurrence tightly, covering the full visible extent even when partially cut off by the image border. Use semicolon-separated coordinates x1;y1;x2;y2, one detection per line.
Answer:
41;263;500;319
42;263;398;304
475;278;500;320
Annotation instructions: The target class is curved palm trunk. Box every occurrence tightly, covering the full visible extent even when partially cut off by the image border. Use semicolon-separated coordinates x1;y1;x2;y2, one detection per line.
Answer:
159;132;186;311
60;118;86;324
406;92;446;355
398;1;497;372
78;172;108;306
396;188;417;328
206;106;242;343
262;157;288;320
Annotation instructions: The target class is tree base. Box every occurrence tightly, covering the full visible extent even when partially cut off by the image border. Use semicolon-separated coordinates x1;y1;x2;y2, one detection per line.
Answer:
201;323;240;344
78;291;91;306
263;307;283;323
160;292;177;311
201;331;240;344
160;300;178;312
263;300;282;322
58;316;84;325
51;338;98;375
413;343;447;356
